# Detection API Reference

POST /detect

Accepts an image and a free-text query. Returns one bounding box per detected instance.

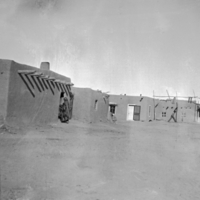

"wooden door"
[127,105,134,120]
[133,105,141,121]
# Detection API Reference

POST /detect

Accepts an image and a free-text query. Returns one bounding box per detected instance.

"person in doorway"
[63,97,70,122]
[58,97,70,123]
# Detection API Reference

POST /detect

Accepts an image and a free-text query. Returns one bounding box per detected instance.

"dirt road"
[0,120,200,200]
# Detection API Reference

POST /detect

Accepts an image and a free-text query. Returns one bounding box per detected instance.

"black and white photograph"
[0,0,200,199]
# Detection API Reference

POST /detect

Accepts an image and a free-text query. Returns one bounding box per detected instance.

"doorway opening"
[127,104,141,121]
[58,92,69,123]
[59,92,65,105]
[109,104,117,114]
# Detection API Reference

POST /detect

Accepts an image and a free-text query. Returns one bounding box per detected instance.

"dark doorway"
[109,104,116,114]
[58,92,70,123]
[133,105,141,121]
[60,92,65,105]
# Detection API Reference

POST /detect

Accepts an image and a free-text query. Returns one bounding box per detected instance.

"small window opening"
[94,100,98,111]
[162,112,166,117]
[110,105,116,114]
[149,105,151,117]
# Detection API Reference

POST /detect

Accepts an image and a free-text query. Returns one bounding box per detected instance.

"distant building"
[71,87,109,123]
[108,95,200,123]
[108,95,156,122]
[155,99,200,123]
[0,59,73,126]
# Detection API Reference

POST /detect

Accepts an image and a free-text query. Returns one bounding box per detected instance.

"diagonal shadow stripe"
[65,85,70,95]
[19,73,35,97]
[41,78,48,89]
[54,82,60,91]
[50,81,55,88]
[46,80,54,95]
[48,77,55,89]
[155,103,159,108]
[61,84,66,93]
[25,74,34,89]
[62,84,68,95]
[36,77,45,91]
[31,76,42,92]
[58,83,64,92]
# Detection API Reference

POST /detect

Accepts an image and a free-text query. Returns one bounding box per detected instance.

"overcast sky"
[0,0,200,97]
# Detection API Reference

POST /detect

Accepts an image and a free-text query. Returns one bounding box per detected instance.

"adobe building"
[155,98,200,123]
[0,59,73,127]
[71,87,109,123]
[108,94,157,122]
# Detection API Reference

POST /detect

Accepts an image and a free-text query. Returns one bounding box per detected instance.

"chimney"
[40,62,50,70]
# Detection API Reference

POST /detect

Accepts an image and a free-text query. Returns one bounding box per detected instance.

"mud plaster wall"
[154,99,163,121]
[0,60,12,123]
[109,95,155,122]
[157,100,197,123]
[2,60,71,127]
[71,87,109,123]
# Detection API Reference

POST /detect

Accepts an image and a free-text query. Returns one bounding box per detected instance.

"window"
[149,105,151,117]
[110,105,116,114]
[162,112,166,117]
[94,100,98,111]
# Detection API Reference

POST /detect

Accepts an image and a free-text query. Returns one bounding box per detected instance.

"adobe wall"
[109,95,155,122]
[177,101,197,123]
[154,99,164,121]
[156,100,197,123]
[0,60,12,123]
[2,60,72,127]
[71,87,109,123]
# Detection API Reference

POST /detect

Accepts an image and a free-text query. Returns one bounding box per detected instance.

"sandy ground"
[0,120,200,200]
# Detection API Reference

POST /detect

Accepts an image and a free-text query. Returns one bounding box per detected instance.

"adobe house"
[108,94,156,122]
[155,98,199,123]
[0,59,73,127]
[71,87,109,123]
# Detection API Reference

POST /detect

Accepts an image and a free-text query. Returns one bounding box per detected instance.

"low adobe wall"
[71,87,109,123]
[109,95,155,122]
[0,59,72,127]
